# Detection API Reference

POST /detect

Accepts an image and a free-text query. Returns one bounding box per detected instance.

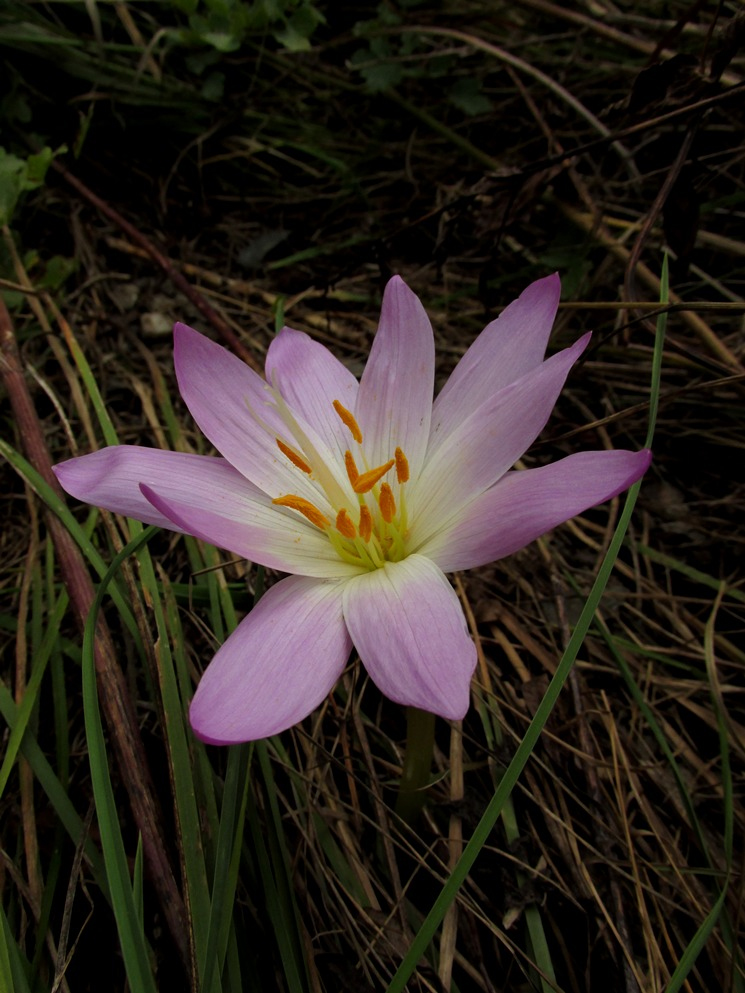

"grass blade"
[81,528,160,993]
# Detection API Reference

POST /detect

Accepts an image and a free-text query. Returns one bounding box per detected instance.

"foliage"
[1,1,744,991]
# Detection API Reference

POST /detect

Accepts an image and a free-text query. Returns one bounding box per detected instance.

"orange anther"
[353,458,395,494]
[358,505,373,542]
[276,438,312,474]
[344,450,360,487]
[394,447,409,484]
[272,494,330,530]
[335,508,357,539]
[333,400,363,444]
[379,483,396,523]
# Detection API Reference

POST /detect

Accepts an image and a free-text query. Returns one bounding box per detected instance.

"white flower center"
[269,394,410,571]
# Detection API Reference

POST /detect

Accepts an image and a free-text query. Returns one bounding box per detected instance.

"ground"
[1,2,743,991]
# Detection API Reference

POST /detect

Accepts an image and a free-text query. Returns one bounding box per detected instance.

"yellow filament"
[353,458,395,494]
[272,494,330,530]
[333,400,363,444]
[276,438,312,474]
[344,450,360,488]
[394,447,409,484]
[379,483,396,523]
[336,508,356,539]
[359,505,373,542]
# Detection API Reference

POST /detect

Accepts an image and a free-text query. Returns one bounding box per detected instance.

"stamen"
[276,438,312,474]
[267,375,348,509]
[395,447,410,484]
[358,505,373,542]
[335,508,357,539]
[379,483,396,523]
[272,494,330,530]
[333,400,363,444]
[344,450,360,488]
[353,458,395,494]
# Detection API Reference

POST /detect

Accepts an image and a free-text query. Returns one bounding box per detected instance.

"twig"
[401,25,641,182]
[556,199,743,370]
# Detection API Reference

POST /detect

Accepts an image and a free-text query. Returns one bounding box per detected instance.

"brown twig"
[0,295,190,969]
[556,199,743,370]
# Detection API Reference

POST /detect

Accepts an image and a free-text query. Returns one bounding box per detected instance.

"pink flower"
[54,275,650,743]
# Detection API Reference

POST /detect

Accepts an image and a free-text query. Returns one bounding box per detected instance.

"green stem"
[395,707,435,824]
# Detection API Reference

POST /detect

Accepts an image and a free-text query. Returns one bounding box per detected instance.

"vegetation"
[1,2,743,990]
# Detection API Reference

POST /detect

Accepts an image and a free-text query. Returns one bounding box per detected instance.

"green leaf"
[0,145,65,225]
[25,146,54,186]
[0,148,27,225]
[274,23,311,51]
[361,61,403,92]
[449,78,493,116]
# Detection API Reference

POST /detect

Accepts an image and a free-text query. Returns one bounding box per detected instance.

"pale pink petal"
[190,576,350,743]
[355,277,434,480]
[430,274,560,450]
[410,333,591,542]
[265,327,358,458]
[174,324,335,505]
[417,449,652,572]
[342,555,476,719]
[53,447,246,531]
[141,482,361,579]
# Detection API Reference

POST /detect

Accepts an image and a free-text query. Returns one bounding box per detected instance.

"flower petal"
[53,447,246,531]
[342,554,476,719]
[265,326,359,458]
[410,332,591,543]
[190,575,351,743]
[174,323,336,505]
[418,449,652,572]
[430,273,560,450]
[140,482,362,579]
[355,277,434,480]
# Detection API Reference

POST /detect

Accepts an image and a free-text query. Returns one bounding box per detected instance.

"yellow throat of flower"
[270,394,410,571]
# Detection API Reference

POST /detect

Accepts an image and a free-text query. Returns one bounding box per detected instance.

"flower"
[54,275,651,744]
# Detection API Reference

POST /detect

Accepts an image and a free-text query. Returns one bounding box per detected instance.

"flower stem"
[395,707,436,824]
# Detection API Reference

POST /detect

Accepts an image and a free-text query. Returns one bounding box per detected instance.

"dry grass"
[1,1,744,991]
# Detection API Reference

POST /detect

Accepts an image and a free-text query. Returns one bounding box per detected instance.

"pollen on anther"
[272,494,330,531]
[394,447,410,484]
[276,438,312,474]
[344,450,360,487]
[353,458,395,494]
[333,400,363,444]
[336,508,356,539]
[379,483,396,523]
[359,505,373,542]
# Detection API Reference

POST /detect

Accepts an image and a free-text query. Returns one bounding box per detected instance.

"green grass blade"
[200,744,252,993]
[135,558,213,983]
[133,835,145,927]
[644,253,668,449]
[0,683,109,900]
[243,741,310,993]
[385,260,668,993]
[81,528,160,993]
[0,901,31,993]
[386,482,644,992]
[0,590,69,798]
[633,545,745,604]
[664,888,727,993]
[0,438,143,648]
